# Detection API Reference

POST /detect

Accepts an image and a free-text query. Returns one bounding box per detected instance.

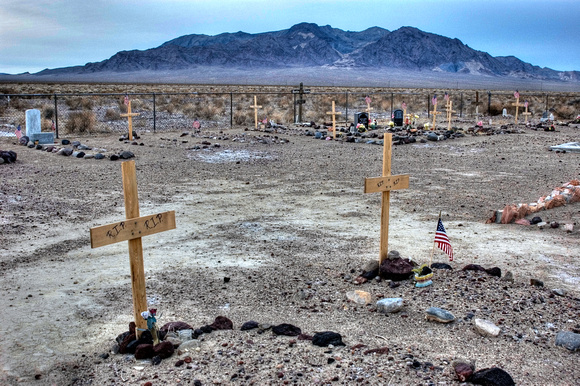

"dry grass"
[65,111,96,134]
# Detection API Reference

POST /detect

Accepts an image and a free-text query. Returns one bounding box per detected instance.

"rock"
[27,142,35,148]
[35,144,43,150]
[71,141,81,148]
[484,267,501,277]
[61,139,70,145]
[530,216,542,224]
[537,221,548,229]
[120,151,135,159]
[530,278,544,287]
[110,154,119,161]
[199,325,215,334]
[57,147,73,156]
[462,264,486,272]
[427,132,439,141]
[19,135,29,145]
[363,346,389,355]
[241,321,259,331]
[73,151,85,158]
[474,319,501,337]
[552,288,567,296]
[346,290,372,305]
[94,153,105,160]
[175,359,184,367]
[500,271,514,283]
[210,316,233,330]
[151,356,162,366]
[360,259,379,279]
[555,331,580,351]
[84,154,94,159]
[563,223,574,232]
[550,221,560,229]
[160,321,194,332]
[134,344,155,359]
[376,298,404,314]
[78,144,91,150]
[430,262,452,270]
[453,362,474,382]
[471,367,515,386]
[387,250,400,260]
[379,257,414,281]
[152,341,174,359]
[312,331,345,347]
[178,339,201,351]
[272,323,301,336]
[425,307,455,323]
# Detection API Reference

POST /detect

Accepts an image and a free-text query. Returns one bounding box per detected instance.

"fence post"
[488,91,491,115]
[152,93,156,133]
[391,92,394,118]
[230,92,233,128]
[460,93,464,118]
[345,92,348,123]
[54,93,59,139]
[427,93,430,118]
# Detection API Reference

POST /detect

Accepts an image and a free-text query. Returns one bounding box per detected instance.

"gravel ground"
[1,118,579,386]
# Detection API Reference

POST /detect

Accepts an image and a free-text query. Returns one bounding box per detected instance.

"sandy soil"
[1,118,579,385]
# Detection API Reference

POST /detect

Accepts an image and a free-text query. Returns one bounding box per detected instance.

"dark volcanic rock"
[272,323,302,336]
[379,257,414,281]
[241,321,260,331]
[471,367,515,386]
[312,331,345,347]
[431,262,452,270]
[210,316,233,330]
[160,321,194,332]
[484,267,502,277]
[134,344,155,359]
[462,264,486,272]
[152,341,174,359]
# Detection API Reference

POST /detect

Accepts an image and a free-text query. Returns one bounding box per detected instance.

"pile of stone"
[0,150,17,164]
[19,138,135,161]
[488,180,580,225]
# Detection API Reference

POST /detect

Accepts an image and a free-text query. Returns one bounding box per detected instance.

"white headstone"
[502,108,507,117]
[25,109,41,136]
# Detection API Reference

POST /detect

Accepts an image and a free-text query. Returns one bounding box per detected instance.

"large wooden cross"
[365,96,373,117]
[120,100,140,141]
[250,95,262,129]
[326,101,342,139]
[473,91,483,121]
[90,161,176,336]
[430,103,441,130]
[364,133,410,264]
[445,100,456,131]
[521,101,532,123]
[512,93,525,124]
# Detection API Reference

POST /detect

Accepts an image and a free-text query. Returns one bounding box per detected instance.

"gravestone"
[26,109,54,144]
[355,112,369,129]
[393,109,404,126]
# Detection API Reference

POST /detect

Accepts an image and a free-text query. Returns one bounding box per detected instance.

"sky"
[1,0,579,75]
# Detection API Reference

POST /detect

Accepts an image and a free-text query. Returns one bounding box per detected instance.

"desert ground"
[1,84,580,385]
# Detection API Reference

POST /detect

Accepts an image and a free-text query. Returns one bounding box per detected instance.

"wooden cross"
[250,95,262,129]
[430,104,441,130]
[445,100,456,130]
[326,101,342,139]
[89,161,176,336]
[365,97,373,117]
[521,101,532,123]
[120,100,140,141]
[512,94,525,124]
[364,133,410,264]
[473,91,483,121]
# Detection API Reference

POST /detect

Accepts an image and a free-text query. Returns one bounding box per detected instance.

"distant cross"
[473,91,483,121]
[250,95,262,129]
[402,102,407,124]
[326,101,342,140]
[364,133,410,264]
[430,103,441,130]
[292,82,310,123]
[90,161,176,336]
[445,100,456,131]
[512,91,525,124]
[365,96,373,117]
[120,100,140,141]
[521,101,532,123]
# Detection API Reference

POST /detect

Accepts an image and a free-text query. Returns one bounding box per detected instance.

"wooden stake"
[512,96,525,124]
[430,104,441,130]
[120,101,140,141]
[522,102,532,123]
[364,134,410,264]
[89,161,176,337]
[445,100,456,131]
[250,96,262,129]
[326,101,342,139]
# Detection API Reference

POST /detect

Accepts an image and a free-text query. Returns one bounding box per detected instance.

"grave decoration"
[511,91,525,124]
[120,97,140,141]
[445,99,456,131]
[364,133,410,264]
[430,94,441,129]
[413,263,433,287]
[522,101,532,123]
[326,101,342,140]
[90,160,176,336]
[26,109,54,144]
[364,95,373,118]
[250,96,262,129]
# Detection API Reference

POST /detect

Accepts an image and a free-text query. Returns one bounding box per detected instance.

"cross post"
[326,101,342,139]
[521,101,532,123]
[512,95,525,124]
[445,100,456,130]
[364,133,410,264]
[250,95,262,129]
[430,104,441,130]
[89,161,176,336]
[120,101,140,141]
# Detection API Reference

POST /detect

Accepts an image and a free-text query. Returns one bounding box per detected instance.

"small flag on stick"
[435,217,453,261]
[124,95,129,106]
[432,94,437,106]
[514,90,520,99]
[15,125,22,140]
[444,92,449,102]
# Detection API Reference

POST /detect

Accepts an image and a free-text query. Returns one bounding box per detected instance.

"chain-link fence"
[1,90,578,138]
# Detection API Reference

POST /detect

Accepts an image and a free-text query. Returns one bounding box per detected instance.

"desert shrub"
[489,102,504,116]
[9,97,30,110]
[256,95,268,106]
[42,105,55,120]
[162,104,176,114]
[105,108,121,120]
[234,111,249,125]
[554,105,576,120]
[66,97,93,110]
[41,119,53,131]
[65,111,96,133]
[182,103,197,118]
[199,105,219,120]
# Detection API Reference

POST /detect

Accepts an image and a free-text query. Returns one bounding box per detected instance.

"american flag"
[432,94,437,106]
[402,102,407,110]
[124,95,129,106]
[514,90,520,99]
[365,96,371,105]
[524,101,528,108]
[192,119,201,130]
[15,125,22,139]
[444,92,449,102]
[51,120,56,131]
[435,218,453,261]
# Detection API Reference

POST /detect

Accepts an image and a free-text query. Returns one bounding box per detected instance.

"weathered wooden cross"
[522,101,532,123]
[402,102,408,124]
[89,161,176,336]
[250,95,262,129]
[445,100,456,130]
[365,96,373,117]
[120,100,140,141]
[326,101,342,139]
[473,91,483,121]
[364,133,410,264]
[430,103,441,130]
[512,92,525,124]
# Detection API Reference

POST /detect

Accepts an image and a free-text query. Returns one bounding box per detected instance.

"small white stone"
[474,319,501,337]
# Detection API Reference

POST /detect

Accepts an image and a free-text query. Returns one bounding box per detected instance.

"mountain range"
[28,23,580,86]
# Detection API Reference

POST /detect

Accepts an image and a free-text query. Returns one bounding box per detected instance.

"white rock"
[178,339,201,351]
[376,298,404,314]
[474,319,501,337]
